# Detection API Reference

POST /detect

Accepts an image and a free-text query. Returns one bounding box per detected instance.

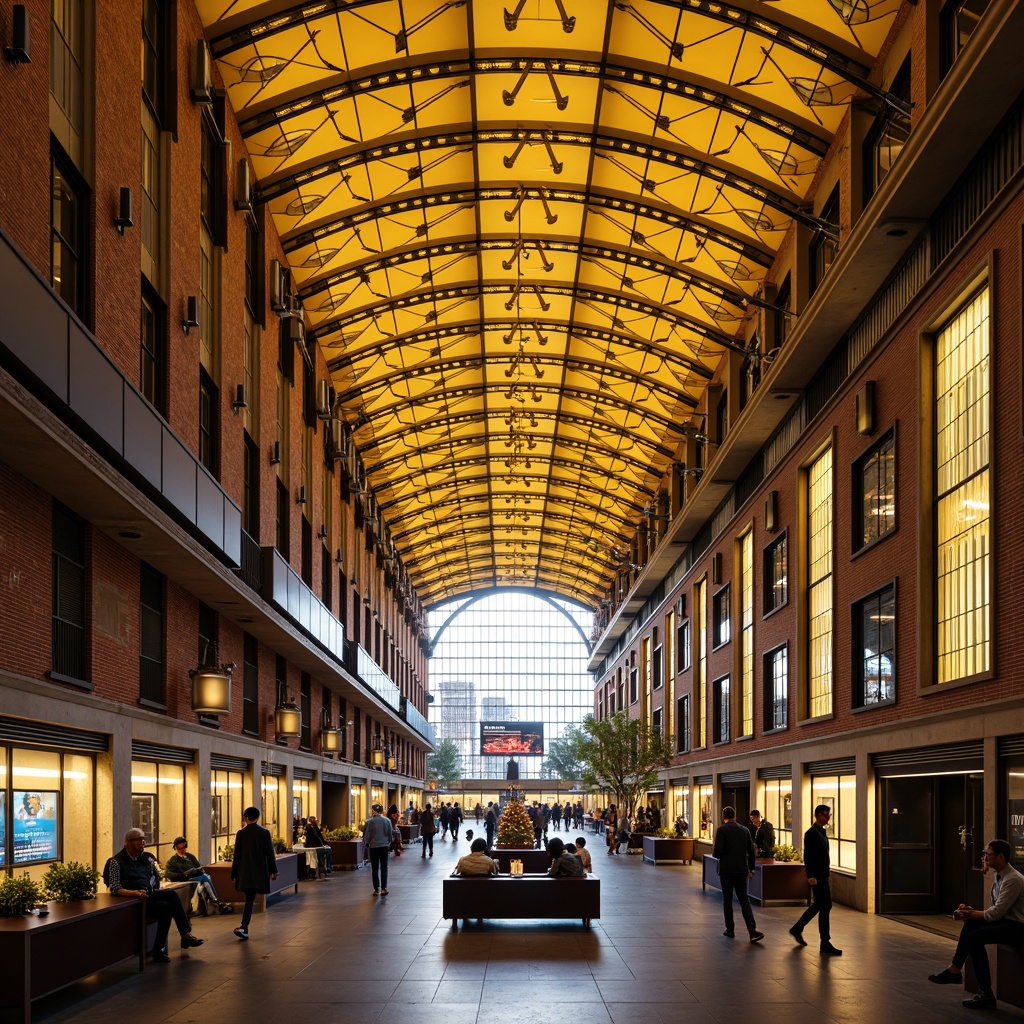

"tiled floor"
[33,831,1021,1023]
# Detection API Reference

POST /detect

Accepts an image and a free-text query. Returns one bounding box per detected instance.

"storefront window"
[1007,763,1024,869]
[131,760,185,866]
[292,779,311,830]
[2,747,95,881]
[352,782,367,828]
[811,772,857,871]
[671,785,690,832]
[696,782,714,841]
[211,768,247,862]
[760,778,793,848]
[261,773,285,840]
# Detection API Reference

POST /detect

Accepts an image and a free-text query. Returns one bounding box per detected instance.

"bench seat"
[442,875,599,930]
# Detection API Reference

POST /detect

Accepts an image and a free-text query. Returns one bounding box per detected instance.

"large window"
[50,147,88,320]
[810,773,857,872]
[51,501,87,683]
[864,59,911,200]
[130,760,183,866]
[760,777,792,849]
[712,585,730,648]
[2,745,94,882]
[936,287,990,683]
[810,185,839,295]
[738,530,753,737]
[139,562,165,706]
[140,289,166,414]
[694,578,707,748]
[427,592,593,779]
[764,533,787,615]
[941,0,993,77]
[712,676,730,744]
[807,447,834,718]
[676,617,691,672]
[199,368,219,476]
[855,584,896,707]
[50,0,85,137]
[676,694,690,754]
[242,633,259,735]
[764,645,788,732]
[211,767,246,863]
[696,780,714,841]
[855,429,896,550]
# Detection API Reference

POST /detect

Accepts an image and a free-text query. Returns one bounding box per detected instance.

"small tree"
[426,738,462,788]
[496,798,535,847]
[540,734,583,780]
[575,712,673,819]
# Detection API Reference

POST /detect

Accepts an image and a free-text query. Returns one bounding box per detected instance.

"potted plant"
[642,828,695,865]
[0,873,43,917]
[42,861,100,902]
[324,825,365,870]
[772,843,801,862]
[272,835,289,854]
[218,843,235,862]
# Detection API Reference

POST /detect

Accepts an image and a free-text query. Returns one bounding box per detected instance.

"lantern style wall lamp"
[189,645,235,715]
[321,708,342,753]
[274,682,302,738]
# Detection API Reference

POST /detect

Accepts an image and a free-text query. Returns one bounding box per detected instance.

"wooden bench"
[0,895,145,1024]
[964,943,1024,1008]
[442,876,600,930]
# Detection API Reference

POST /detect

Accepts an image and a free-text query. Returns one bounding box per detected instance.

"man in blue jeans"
[928,838,1024,1010]
[363,803,394,896]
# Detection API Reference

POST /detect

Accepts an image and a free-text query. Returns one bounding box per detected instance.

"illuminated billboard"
[480,722,544,756]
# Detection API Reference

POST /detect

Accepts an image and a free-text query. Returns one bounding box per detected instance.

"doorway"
[879,772,984,914]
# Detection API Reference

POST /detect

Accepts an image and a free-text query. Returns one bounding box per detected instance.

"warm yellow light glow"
[212,780,243,791]
[131,776,184,786]
[7,766,89,780]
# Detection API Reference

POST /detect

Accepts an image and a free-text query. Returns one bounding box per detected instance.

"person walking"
[450,801,463,841]
[748,810,776,860]
[790,804,842,956]
[484,801,497,849]
[606,805,618,855]
[363,803,394,895]
[565,802,573,830]
[230,807,278,941]
[439,802,451,840]
[420,803,437,858]
[712,806,763,942]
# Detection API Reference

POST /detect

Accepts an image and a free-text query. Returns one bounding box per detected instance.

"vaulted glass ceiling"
[199,0,902,610]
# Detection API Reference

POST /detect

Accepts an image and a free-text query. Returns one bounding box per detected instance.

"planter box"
[491,848,550,873]
[204,852,299,912]
[398,825,420,844]
[0,894,145,1024]
[701,854,810,906]
[326,839,365,870]
[642,835,695,865]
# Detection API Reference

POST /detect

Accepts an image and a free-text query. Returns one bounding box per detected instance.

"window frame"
[763,644,788,733]
[712,674,730,745]
[853,580,897,710]
[763,532,788,617]
[50,145,89,322]
[712,584,731,650]
[138,562,166,708]
[853,427,897,554]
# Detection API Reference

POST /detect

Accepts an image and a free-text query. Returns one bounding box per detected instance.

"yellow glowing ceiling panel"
[200,0,904,610]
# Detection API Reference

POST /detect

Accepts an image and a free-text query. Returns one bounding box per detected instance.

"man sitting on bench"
[106,828,205,963]
[454,837,499,876]
[928,838,1024,1010]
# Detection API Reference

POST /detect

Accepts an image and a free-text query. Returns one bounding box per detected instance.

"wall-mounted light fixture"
[320,709,342,753]
[182,296,200,335]
[189,646,235,715]
[363,587,371,606]
[335,549,344,564]
[270,440,281,465]
[317,524,328,539]
[274,683,302,738]
[371,735,385,767]
[114,187,133,235]
[764,490,778,533]
[4,5,31,65]
[711,551,723,585]
[856,380,876,436]
[231,383,247,414]
[296,485,306,505]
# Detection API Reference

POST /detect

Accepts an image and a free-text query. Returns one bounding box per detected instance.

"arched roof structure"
[198,0,904,610]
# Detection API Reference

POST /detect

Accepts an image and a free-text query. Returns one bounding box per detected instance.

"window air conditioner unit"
[190,40,214,105]
[234,159,253,213]
[316,378,332,419]
[287,316,305,345]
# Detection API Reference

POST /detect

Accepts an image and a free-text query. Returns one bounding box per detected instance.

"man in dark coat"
[748,810,776,860]
[790,804,842,956]
[231,806,278,941]
[712,806,763,942]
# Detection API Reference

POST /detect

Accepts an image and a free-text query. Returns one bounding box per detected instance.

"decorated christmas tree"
[496,797,535,847]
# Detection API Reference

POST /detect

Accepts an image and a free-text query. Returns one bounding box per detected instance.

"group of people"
[106,805,281,960]
[453,834,593,878]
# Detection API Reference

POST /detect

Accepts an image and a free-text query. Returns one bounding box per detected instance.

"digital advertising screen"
[13,790,59,864]
[480,722,544,756]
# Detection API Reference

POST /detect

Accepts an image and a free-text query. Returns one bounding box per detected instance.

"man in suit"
[712,806,763,942]
[231,806,278,941]
[790,804,842,956]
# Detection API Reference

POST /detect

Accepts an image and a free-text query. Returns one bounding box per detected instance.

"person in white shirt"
[928,838,1024,1010]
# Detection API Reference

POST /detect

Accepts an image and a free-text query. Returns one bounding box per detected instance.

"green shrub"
[324,826,360,841]
[772,843,801,862]
[42,861,100,902]
[272,835,288,854]
[0,873,43,917]
[218,844,235,862]
[655,827,677,838]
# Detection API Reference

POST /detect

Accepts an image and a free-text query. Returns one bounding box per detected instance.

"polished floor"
[35,830,1020,1023]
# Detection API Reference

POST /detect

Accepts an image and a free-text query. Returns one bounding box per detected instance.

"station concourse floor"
[34,831,1017,1024]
